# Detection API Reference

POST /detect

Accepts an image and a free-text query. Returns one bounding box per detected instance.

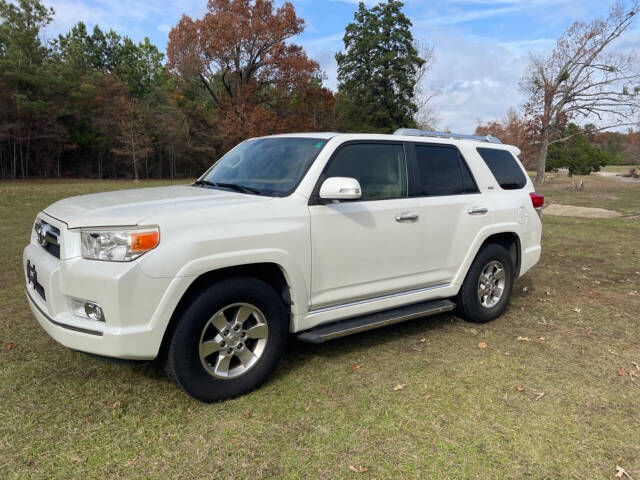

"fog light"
[84,302,105,322]
[70,298,105,322]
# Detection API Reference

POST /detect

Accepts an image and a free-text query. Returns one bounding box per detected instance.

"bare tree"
[111,97,152,182]
[520,1,640,184]
[413,40,440,130]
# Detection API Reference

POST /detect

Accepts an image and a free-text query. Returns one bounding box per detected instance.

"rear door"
[308,142,422,309]
[409,143,489,286]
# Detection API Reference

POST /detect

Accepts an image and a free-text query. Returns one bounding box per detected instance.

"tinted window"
[413,145,478,196]
[324,143,407,200]
[477,147,527,190]
[203,137,327,196]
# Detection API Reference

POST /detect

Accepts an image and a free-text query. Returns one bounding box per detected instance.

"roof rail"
[393,128,502,144]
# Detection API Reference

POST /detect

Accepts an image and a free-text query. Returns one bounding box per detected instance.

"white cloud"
[425,30,533,132]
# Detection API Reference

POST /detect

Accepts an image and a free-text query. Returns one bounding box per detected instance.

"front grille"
[34,219,61,259]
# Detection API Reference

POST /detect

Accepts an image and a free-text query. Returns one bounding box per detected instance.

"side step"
[297,299,456,344]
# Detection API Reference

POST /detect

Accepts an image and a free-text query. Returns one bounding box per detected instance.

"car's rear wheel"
[165,277,289,402]
[456,243,514,323]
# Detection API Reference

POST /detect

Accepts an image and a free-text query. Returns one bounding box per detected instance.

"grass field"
[1,176,639,479]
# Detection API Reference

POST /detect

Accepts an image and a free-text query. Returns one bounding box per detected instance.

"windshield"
[200,137,328,197]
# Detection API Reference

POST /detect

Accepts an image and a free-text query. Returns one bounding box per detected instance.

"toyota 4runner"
[24,129,543,402]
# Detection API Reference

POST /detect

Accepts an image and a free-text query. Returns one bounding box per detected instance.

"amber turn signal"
[130,230,160,252]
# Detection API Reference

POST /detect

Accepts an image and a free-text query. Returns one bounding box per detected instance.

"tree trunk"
[535,137,549,185]
[132,138,139,182]
[12,137,17,179]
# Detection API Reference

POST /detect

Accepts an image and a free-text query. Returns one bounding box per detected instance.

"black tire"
[455,243,514,323]
[164,277,289,402]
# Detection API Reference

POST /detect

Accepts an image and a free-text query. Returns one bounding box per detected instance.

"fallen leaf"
[614,465,628,478]
[393,384,407,391]
[349,465,369,473]
[351,363,364,371]
[478,342,488,349]
[586,329,592,336]
[609,350,618,356]
[112,401,120,409]
[304,406,310,412]
[187,407,193,413]
[244,411,250,419]
[517,336,531,342]
[516,386,525,392]
[7,342,16,349]
[617,367,627,377]
[424,394,431,400]
[632,362,639,371]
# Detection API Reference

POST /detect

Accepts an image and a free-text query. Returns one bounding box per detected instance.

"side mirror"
[319,177,362,200]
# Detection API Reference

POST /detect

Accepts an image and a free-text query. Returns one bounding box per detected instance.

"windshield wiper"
[192,179,217,188]
[213,182,262,195]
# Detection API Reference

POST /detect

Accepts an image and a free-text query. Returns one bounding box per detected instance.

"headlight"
[80,227,160,262]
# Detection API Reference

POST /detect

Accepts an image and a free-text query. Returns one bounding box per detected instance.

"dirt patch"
[543,203,622,218]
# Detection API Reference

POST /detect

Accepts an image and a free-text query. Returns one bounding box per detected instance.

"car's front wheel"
[165,277,289,402]
[456,243,514,323]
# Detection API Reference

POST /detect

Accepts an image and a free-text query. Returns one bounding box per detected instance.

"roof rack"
[393,128,502,144]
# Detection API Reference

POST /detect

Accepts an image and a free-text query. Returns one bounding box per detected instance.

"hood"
[44,185,272,229]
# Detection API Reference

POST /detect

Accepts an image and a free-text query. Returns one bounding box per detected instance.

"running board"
[297,299,456,344]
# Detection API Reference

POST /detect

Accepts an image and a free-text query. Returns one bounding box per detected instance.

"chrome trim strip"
[320,302,455,342]
[26,289,103,337]
[308,282,451,315]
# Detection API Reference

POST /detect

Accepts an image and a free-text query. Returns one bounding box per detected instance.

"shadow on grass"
[275,311,461,380]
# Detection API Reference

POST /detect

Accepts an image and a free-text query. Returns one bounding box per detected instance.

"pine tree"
[335,0,424,133]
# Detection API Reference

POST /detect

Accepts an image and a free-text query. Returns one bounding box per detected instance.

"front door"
[309,142,422,309]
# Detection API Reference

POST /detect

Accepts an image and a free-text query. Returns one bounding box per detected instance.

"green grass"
[1,179,639,479]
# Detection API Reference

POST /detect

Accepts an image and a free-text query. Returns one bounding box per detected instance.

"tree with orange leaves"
[167,0,332,150]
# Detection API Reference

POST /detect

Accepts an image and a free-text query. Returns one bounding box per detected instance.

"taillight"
[530,192,544,215]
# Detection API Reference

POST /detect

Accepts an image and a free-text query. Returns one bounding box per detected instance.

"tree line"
[0,0,427,181]
[2,0,640,183]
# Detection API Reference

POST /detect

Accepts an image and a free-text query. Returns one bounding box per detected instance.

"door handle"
[468,207,489,215]
[395,212,419,223]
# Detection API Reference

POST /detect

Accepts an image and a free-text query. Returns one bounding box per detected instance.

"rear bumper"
[519,244,541,277]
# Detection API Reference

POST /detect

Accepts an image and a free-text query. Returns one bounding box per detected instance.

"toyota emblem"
[37,223,50,246]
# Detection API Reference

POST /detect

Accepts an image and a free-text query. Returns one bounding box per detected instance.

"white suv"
[24,129,543,402]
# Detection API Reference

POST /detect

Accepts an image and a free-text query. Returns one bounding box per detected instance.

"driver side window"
[324,143,407,200]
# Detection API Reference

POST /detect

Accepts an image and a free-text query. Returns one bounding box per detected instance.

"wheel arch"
[157,262,294,363]
[454,230,522,288]
[478,232,521,278]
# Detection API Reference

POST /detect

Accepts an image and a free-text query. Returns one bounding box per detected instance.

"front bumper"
[23,221,183,360]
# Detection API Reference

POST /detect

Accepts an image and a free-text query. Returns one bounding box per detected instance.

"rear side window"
[324,143,407,200]
[413,145,479,196]
[477,147,527,190]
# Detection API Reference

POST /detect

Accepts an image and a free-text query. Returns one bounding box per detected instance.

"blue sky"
[39,0,638,132]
